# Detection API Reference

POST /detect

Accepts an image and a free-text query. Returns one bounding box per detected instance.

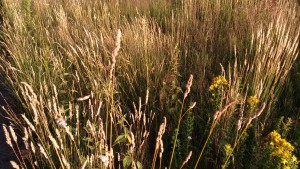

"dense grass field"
[0,0,299,168]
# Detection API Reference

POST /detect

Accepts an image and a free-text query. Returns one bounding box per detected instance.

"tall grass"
[0,0,299,168]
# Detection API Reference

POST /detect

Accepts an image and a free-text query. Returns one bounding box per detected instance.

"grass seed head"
[184,74,193,99]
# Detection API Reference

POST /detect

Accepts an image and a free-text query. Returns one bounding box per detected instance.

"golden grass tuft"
[0,0,299,168]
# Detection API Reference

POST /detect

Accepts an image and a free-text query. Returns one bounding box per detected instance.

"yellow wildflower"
[209,76,229,91]
[270,131,280,138]
[223,143,233,157]
[267,131,298,168]
[224,144,232,151]
[247,95,259,109]
[292,155,298,163]
[209,84,214,91]
[281,158,288,165]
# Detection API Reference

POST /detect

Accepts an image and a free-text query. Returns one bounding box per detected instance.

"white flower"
[56,118,67,128]
[188,136,192,140]
[98,155,109,167]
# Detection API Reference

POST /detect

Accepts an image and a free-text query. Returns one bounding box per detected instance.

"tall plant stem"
[222,123,249,169]
[222,103,265,168]
[194,121,216,169]
[168,99,185,168]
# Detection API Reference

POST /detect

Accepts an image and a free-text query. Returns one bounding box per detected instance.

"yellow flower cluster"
[247,96,259,109]
[224,144,233,153]
[268,131,298,167]
[209,76,229,91]
[223,143,233,160]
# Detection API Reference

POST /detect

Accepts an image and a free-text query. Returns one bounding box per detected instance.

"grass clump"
[0,0,299,168]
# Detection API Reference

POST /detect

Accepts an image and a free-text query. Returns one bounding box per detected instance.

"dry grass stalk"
[145,89,149,105]
[151,117,166,169]
[110,29,122,81]
[62,154,71,169]
[236,113,243,133]
[75,104,80,138]
[180,151,193,169]
[49,134,60,150]
[77,95,91,101]
[9,161,20,169]
[213,100,238,121]
[9,125,18,144]
[194,100,239,168]
[30,142,36,154]
[23,127,28,142]
[80,158,88,169]
[3,124,13,148]
[0,0,298,168]
[64,126,74,141]
[21,114,36,132]
[246,103,266,126]
[55,129,64,150]
[184,74,193,99]
[38,144,49,160]
[3,124,25,168]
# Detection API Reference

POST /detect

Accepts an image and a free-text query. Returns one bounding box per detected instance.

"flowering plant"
[247,96,259,111]
[209,76,229,110]
[209,76,229,91]
[262,131,298,169]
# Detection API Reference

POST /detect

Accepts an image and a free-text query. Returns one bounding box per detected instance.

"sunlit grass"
[0,0,299,168]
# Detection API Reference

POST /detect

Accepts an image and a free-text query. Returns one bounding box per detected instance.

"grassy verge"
[0,0,299,168]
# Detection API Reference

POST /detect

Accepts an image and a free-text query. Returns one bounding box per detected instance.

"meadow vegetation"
[0,0,299,168]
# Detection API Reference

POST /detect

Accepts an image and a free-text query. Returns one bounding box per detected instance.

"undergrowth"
[0,0,299,168]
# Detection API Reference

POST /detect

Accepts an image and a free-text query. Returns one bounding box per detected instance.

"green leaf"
[82,137,94,142]
[123,156,131,169]
[114,135,126,145]
[171,94,177,100]
[86,144,95,150]
[126,133,132,144]
[137,161,143,169]
[117,114,127,124]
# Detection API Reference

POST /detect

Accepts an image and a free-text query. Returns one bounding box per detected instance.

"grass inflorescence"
[0,0,299,168]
